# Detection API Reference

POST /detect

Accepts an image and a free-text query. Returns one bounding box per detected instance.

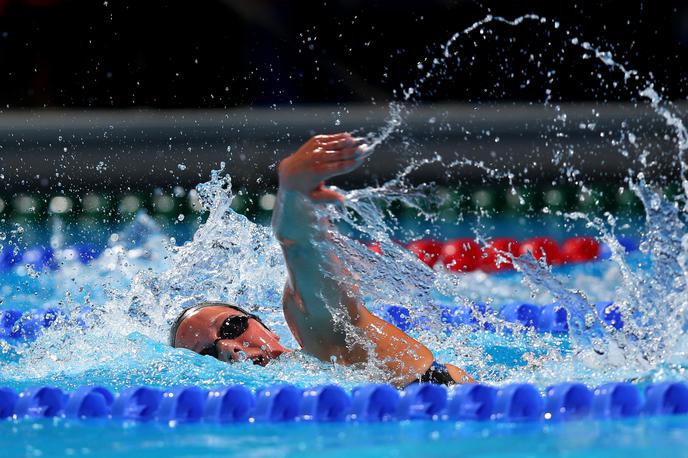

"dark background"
[0,0,686,108]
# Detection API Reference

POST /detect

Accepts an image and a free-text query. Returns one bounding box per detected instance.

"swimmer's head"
[170,302,289,366]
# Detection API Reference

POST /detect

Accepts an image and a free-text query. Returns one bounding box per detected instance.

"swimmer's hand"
[278,133,367,203]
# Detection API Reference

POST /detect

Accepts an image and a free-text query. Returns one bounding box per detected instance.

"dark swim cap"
[169,301,260,347]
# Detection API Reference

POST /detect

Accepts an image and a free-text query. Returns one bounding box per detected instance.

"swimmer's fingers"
[314,146,363,163]
[355,143,373,160]
[313,158,362,179]
[317,136,361,151]
[307,133,352,149]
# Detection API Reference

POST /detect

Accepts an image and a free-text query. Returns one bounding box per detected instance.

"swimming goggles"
[199,311,271,358]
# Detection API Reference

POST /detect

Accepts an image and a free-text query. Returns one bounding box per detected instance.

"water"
[3,416,688,458]
[1,13,688,457]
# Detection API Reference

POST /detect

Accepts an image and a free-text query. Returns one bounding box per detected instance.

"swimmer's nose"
[215,341,245,362]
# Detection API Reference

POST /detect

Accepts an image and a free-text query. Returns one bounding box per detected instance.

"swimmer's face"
[174,306,289,366]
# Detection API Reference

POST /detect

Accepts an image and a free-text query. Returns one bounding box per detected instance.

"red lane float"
[402,236,603,273]
[480,238,520,272]
[366,242,383,255]
[441,239,481,272]
[561,237,599,263]
[406,239,443,268]
[519,237,563,265]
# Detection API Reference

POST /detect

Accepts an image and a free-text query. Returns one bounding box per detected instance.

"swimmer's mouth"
[252,355,270,366]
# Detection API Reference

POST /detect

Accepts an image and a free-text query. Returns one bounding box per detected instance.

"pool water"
[0,208,681,457]
[2,12,688,458]
[3,414,688,458]
[0,218,657,392]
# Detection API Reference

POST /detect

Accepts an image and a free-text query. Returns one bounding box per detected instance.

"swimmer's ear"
[309,183,345,203]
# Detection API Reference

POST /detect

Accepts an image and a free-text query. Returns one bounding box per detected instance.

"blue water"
[3,415,688,458]
[0,224,676,458]
[0,238,653,391]
[2,12,688,458]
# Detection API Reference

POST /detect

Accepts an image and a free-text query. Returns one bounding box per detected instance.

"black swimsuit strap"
[417,362,456,386]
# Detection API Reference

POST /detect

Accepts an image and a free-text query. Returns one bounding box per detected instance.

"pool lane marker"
[0,299,624,344]
[0,236,639,273]
[0,381,686,424]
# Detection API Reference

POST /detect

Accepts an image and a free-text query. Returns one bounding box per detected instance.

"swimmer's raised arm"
[272,133,372,352]
[272,133,473,386]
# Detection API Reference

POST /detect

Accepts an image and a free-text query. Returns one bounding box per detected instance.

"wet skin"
[272,133,473,386]
[175,133,473,386]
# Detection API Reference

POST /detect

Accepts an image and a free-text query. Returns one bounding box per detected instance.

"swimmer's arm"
[272,133,366,320]
[272,133,435,385]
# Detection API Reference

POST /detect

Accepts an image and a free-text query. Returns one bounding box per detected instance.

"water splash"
[320,14,688,384]
[2,14,688,391]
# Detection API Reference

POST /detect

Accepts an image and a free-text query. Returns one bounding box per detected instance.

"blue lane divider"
[538,303,569,334]
[445,384,496,420]
[385,299,627,336]
[1,381,687,424]
[494,384,543,421]
[595,301,623,329]
[0,388,18,419]
[14,387,67,418]
[65,386,115,419]
[0,238,637,342]
[301,385,352,422]
[0,244,103,271]
[0,309,23,340]
[0,297,626,346]
[592,383,643,418]
[397,384,447,420]
[350,384,399,421]
[598,237,640,260]
[204,385,254,423]
[544,383,593,421]
[644,382,688,416]
[21,246,58,271]
[0,246,22,270]
[253,385,302,422]
[157,386,206,423]
[0,307,69,342]
[111,387,163,421]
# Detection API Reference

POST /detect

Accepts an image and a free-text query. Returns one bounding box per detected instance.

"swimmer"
[170,133,474,387]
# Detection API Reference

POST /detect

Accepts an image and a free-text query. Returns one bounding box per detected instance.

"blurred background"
[1,0,686,107]
[0,0,685,237]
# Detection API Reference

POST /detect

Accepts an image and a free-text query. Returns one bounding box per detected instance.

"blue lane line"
[0,381,686,424]
[384,300,623,335]
[0,299,623,344]
[0,244,101,272]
